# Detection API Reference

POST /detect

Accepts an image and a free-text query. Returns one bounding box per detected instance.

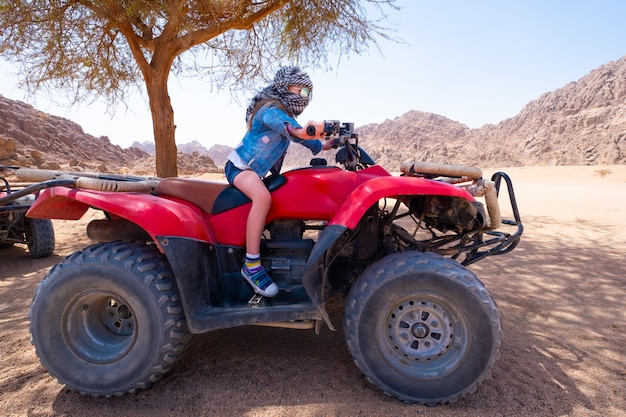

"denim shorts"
[225,160,246,185]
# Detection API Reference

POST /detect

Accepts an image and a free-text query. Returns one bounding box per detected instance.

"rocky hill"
[350,57,626,169]
[0,95,149,173]
[130,140,156,155]
[2,55,625,178]
[131,139,213,159]
[0,98,219,177]
[480,57,626,166]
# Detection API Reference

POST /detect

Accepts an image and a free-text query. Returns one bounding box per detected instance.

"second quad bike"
[0,172,55,258]
[17,121,522,405]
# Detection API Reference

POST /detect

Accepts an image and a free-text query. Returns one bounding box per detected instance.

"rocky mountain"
[1,55,625,179]
[350,57,626,169]
[0,97,219,177]
[130,140,155,155]
[480,58,626,166]
[179,140,212,156]
[0,95,149,173]
[130,139,231,169]
[132,139,212,158]
[206,144,234,168]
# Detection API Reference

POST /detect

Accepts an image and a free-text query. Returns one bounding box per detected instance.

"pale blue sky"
[1,0,625,149]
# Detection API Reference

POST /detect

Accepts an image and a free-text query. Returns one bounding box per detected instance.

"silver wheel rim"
[380,295,469,378]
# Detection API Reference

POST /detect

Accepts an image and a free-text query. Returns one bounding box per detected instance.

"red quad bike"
[19,121,522,406]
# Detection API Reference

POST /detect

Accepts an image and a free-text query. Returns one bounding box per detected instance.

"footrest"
[248,293,264,307]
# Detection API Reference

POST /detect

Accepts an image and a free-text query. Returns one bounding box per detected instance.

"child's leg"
[232,170,278,297]
[232,170,271,253]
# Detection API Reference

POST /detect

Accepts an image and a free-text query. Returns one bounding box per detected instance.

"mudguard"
[330,175,475,228]
[303,176,476,308]
[26,186,212,243]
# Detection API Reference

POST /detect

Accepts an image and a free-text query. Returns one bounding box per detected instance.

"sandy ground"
[1,165,625,417]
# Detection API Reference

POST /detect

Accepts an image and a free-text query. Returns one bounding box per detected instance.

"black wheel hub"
[103,298,135,336]
[411,322,430,338]
[64,291,137,364]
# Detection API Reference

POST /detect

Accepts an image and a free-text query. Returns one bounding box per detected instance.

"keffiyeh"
[246,66,313,122]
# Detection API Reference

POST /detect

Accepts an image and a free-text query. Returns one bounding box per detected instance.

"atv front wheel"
[29,241,191,396]
[344,251,501,405]
[25,217,55,258]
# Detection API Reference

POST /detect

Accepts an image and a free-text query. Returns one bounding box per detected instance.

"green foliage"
[0,0,396,102]
[0,0,398,176]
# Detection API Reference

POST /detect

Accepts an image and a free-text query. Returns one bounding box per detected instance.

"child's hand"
[302,121,326,138]
[288,121,325,139]
[322,139,335,150]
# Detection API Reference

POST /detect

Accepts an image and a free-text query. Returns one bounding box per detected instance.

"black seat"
[211,174,286,214]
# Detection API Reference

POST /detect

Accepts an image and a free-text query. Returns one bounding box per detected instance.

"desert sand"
[1,165,625,417]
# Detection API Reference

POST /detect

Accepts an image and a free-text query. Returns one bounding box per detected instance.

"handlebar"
[323,121,356,139]
[319,120,363,170]
[321,121,359,150]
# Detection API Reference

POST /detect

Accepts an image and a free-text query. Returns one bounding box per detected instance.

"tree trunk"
[146,72,178,178]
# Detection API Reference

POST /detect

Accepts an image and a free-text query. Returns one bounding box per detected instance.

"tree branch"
[99,0,154,80]
[173,0,291,53]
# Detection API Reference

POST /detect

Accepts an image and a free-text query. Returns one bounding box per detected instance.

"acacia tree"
[0,0,396,177]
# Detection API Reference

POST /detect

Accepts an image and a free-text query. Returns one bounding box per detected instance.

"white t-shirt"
[228,148,251,170]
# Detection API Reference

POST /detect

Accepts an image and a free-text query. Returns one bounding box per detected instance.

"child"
[224,66,334,297]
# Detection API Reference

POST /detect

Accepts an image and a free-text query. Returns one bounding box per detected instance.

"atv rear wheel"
[344,251,501,405]
[29,241,191,396]
[25,217,55,258]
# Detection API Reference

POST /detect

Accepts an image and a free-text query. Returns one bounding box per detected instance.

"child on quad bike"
[225,66,334,297]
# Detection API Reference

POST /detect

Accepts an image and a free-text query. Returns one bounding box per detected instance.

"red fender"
[329,176,476,229]
[27,186,212,242]
[304,176,478,306]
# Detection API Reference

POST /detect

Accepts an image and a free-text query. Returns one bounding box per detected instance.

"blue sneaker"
[241,266,279,297]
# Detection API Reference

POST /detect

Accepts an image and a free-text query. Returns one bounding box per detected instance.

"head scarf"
[245,66,313,122]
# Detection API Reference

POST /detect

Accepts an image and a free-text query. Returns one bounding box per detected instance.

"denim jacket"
[234,103,322,177]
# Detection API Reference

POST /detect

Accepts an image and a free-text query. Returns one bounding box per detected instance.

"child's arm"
[287,121,335,150]
[287,121,325,139]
